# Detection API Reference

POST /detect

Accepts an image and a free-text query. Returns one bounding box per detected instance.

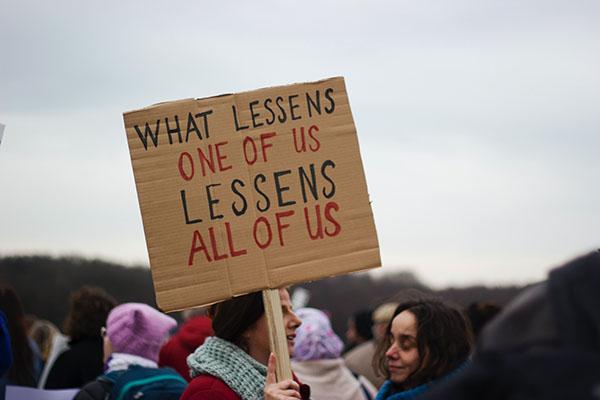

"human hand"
[264,352,301,400]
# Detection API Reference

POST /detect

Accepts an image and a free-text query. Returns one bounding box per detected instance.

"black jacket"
[45,337,104,389]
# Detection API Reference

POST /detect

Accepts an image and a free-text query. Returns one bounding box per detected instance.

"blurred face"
[246,288,301,365]
[373,321,388,341]
[346,318,359,344]
[385,310,421,385]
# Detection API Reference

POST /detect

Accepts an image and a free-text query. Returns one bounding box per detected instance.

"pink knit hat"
[106,303,176,362]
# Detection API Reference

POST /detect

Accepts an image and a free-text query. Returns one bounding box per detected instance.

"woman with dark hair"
[374,299,473,400]
[180,288,309,400]
[45,286,117,389]
[0,286,42,397]
[345,310,373,352]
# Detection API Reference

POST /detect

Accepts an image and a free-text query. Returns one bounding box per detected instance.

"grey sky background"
[1,0,598,288]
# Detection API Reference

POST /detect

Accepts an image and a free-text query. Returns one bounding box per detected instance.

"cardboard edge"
[158,250,382,313]
[122,76,345,117]
[122,98,197,118]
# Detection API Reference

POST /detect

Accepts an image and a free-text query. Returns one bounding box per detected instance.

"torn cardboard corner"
[123,76,381,312]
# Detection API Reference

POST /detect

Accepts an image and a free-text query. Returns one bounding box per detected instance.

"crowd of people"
[1,250,599,399]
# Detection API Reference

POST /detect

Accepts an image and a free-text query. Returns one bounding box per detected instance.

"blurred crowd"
[1,250,599,400]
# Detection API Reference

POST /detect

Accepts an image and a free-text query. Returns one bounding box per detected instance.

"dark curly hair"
[374,298,473,389]
[63,286,117,342]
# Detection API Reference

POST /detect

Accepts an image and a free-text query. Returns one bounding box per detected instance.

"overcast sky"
[1,0,598,288]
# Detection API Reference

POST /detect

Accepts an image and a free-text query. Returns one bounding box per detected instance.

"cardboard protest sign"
[124,77,380,312]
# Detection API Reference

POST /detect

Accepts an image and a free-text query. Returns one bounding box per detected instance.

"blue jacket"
[0,311,11,376]
[0,311,12,400]
[376,363,469,400]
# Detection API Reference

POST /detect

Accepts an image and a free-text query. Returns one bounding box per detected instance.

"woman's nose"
[287,311,302,329]
[385,343,399,359]
[290,311,301,328]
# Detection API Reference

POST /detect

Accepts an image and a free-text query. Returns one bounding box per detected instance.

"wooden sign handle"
[262,288,293,381]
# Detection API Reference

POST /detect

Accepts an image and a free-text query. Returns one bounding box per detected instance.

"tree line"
[0,255,526,337]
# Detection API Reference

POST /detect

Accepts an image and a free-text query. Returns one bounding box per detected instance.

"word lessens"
[180,160,336,223]
[233,88,335,131]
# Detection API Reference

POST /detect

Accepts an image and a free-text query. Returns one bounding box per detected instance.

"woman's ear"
[102,335,113,363]
[239,325,254,352]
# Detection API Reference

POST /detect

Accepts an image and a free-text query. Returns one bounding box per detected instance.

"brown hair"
[63,286,117,342]
[208,291,264,352]
[0,286,36,386]
[374,298,473,389]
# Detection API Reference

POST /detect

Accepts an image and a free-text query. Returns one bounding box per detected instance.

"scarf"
[187,336,267,400]
[375,361,470,400]
[376,380,431,400]
[105,353,157,373]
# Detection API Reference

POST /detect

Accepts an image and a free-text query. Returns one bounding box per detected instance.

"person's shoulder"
[58,338,99,358]
[181,375,240,400]
[74,378,112,400]
[48,340,96,369]
[185,374,234,392]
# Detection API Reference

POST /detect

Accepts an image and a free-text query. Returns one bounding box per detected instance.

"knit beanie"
[293,307,343,361]
[106,303,176,362]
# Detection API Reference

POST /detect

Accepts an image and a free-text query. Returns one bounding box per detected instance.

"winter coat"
[181,373,311,400]
[376,363,469,400]
[180,374,243,400]
[0,311,11,400]
[158,316,213,381]
[292,358,376,400]
[376,380,436,400]
[45,337,104,389]
[182,336,310,400]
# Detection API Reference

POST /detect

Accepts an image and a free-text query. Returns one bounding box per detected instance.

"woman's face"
[346,318,360,344]
[385,310,421,385]
[245,288,301,365]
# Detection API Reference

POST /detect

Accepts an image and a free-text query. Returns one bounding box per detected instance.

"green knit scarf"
[187,336,267,400]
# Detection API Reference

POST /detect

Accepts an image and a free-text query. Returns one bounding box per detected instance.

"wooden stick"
[262,288,293,381]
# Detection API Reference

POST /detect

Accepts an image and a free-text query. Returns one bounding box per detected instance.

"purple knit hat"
[106,303,176,362]
[293,307,344,361]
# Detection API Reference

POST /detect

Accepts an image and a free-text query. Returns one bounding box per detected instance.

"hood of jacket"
[177,316,213,352]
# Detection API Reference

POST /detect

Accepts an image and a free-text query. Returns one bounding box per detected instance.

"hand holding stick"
[264,353,301,400]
